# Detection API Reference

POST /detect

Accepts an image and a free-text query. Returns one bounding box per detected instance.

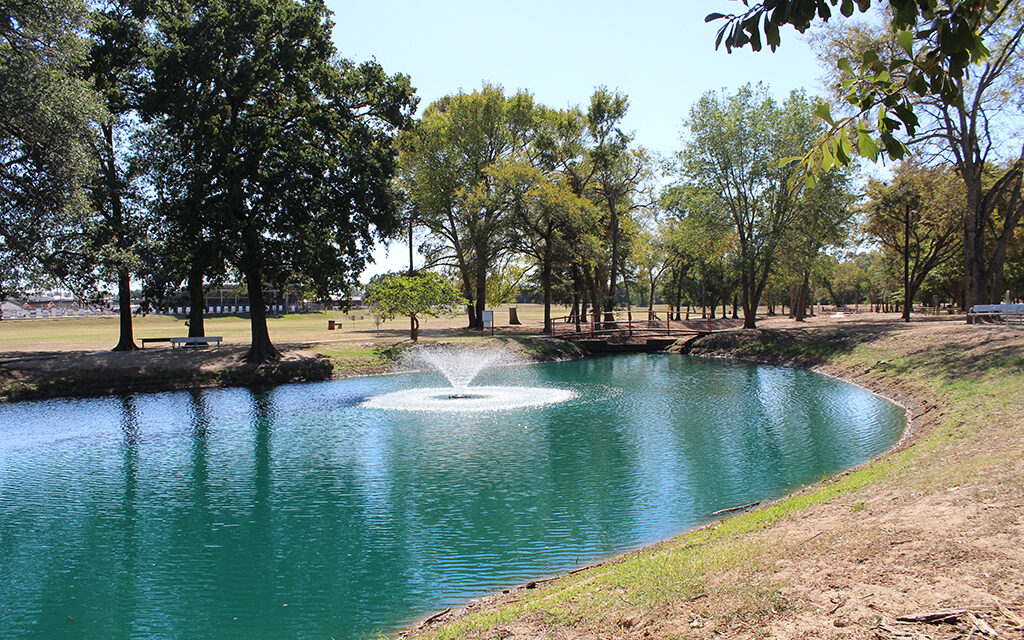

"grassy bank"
[409,319,1024,639]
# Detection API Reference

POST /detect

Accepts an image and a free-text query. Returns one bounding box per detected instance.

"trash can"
[328,320,336,330]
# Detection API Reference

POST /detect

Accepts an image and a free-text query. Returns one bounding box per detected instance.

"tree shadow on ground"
[885,327,1024,383]
[689,318,1024,383]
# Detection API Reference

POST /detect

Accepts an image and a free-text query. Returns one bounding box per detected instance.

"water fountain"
[361,345,576,412]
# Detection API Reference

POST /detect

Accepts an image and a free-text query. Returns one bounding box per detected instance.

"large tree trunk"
[741,286,757,329]
[903,204,912,323]
[187,263,206,338]
[586,266,603,329]
[104,122,137,353]
[242,266,278,362]
[741,276,757,329]
[792,273,809,322]
[473,258,487,331]
[674,270,684,321]
[240,227,279,363]
[112,267,138,351]
[541,251,553,335]
[605,199,620,325]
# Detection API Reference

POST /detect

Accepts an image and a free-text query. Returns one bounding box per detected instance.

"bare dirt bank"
[407,317,1024,640]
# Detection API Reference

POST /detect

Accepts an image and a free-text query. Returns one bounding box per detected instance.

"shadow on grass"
[691,319,1024,384]
[887,328,1024,382]
[689,323,896,365]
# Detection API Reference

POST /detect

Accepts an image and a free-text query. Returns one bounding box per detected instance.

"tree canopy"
[0,0,98,300]
[674,84,822,328]
[364,271,465,341]
[146,0,416,361]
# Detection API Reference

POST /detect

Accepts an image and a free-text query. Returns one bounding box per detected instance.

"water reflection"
[188,389,211,440]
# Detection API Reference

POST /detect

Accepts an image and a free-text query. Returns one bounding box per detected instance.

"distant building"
[152,285,353,315]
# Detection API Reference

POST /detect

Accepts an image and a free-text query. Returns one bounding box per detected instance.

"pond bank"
[0,334,582,402]
[406,317,1024,640]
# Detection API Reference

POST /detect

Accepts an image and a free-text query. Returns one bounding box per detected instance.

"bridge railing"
[548,310,714,339]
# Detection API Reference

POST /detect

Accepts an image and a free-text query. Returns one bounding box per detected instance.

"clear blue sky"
[326,1,828,277]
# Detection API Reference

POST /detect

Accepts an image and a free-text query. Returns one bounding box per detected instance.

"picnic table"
[170,336,223,349]
[968,304,1024,324]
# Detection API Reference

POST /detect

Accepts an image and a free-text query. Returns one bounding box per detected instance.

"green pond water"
[0,354,905,639]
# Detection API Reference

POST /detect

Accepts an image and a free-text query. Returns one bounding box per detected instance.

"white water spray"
[361,345,575,412]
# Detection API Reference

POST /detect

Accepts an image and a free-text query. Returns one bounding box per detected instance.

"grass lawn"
[0,302,765,357]
[0,304,594,356]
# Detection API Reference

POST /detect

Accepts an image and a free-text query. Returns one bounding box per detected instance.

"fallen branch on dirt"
[710,501,760,516]
[569,560,607,575]
[416,607,451,629]
[966,612,998,637]
[896,610,965,624]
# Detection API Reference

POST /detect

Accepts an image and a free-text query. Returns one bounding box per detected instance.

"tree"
[863,161,964,321]
[0,0,98,303]
[364,271,465,341]
[814,7,1024,313]
[778,168,856,320]
[398,85,533,330]
[86,0,152,350]
[923,10,1024,312]
[630,212,672,316]
[147,0,415,361]
[675,85,820,328]
[661,184,737,320]
[496,156,601,334]
[582,89,653,324]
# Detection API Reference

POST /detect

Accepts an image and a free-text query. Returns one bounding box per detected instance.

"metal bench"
[169,336,223,349]
[140,337,173,348]
[968,304,1024,324]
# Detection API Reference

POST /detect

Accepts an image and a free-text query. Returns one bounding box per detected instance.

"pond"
[0,354,905,640]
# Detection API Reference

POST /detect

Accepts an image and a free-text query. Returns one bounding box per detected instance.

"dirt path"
[409,316,1024,640]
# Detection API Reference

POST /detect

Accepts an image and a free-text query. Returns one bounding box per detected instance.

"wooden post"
[707,315,712,333]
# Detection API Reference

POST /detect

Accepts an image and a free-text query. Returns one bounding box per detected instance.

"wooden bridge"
[548,310,713,342]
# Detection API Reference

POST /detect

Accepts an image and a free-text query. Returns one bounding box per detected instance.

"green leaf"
[821,146,835,171]
[837,57,854,75]
[857,130,879,161]
[805,173,817,189]
[777,155,803,168]
[841,128,853,154]
[765,21,780,50]
[896,30,914,57]
[813,102,835,126]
